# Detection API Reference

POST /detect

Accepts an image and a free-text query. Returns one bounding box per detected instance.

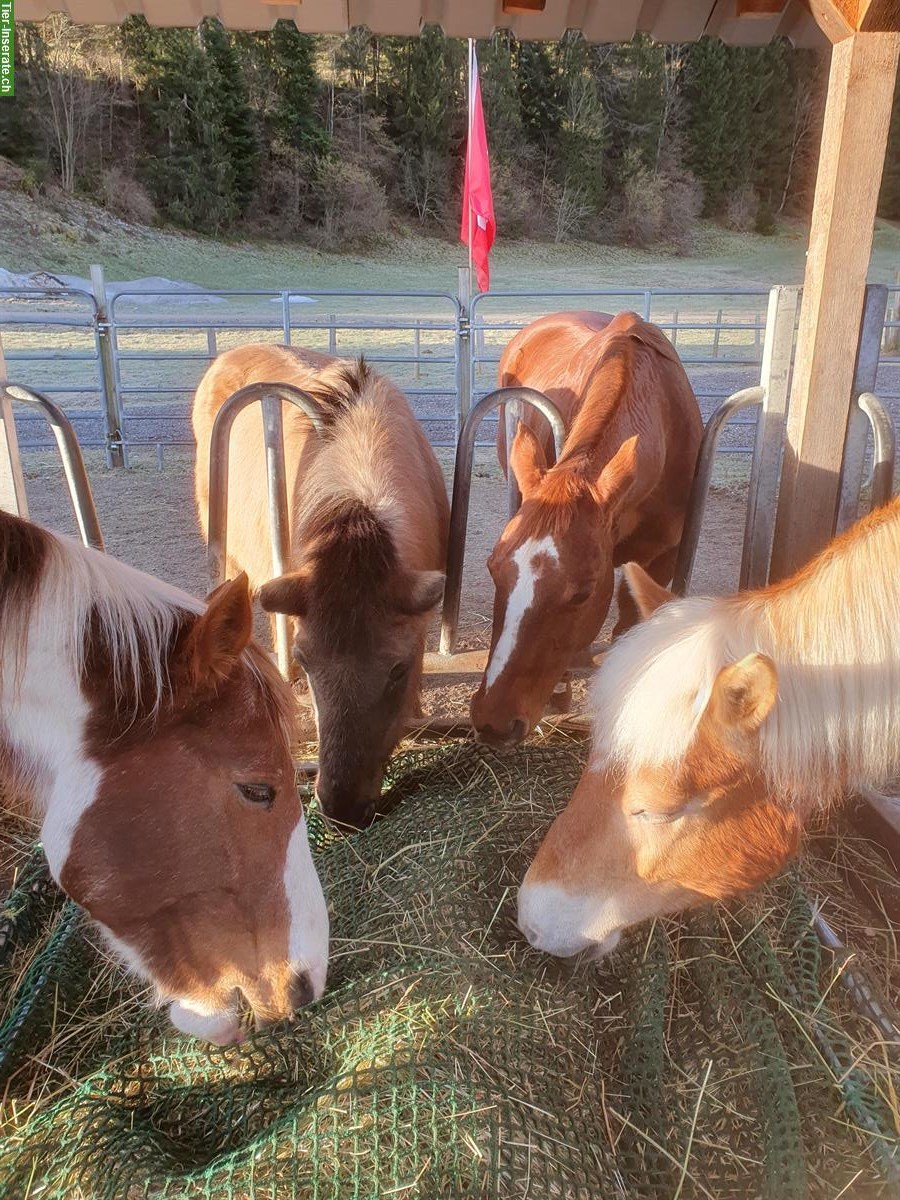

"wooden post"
[0,338,28,519]
[769,32,900,582]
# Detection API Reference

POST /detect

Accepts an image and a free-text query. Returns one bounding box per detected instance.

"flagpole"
[467,37,474,287]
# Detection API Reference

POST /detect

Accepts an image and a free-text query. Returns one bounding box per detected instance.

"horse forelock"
[589,597,725,771]
[516,472,597,541]
[302,499,400,647]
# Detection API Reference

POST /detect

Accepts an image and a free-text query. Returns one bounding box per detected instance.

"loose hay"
[1,740,899,1199]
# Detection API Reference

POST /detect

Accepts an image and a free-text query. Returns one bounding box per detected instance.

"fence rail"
[1,270,898,468]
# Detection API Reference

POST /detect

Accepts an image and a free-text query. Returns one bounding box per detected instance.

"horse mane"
[0,513,295,740]
[300,357,374,432]
[590,498,900,806]
[294,358,416,563]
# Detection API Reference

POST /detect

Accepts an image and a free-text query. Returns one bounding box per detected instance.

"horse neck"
[558,340,633,466]
[746,500,900,801]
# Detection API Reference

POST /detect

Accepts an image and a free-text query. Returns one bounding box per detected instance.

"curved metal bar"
[439,386,566,656]
[672,386,765,597]
[4,384,104,551]
[207,382,326,677]
[857,392,895,510]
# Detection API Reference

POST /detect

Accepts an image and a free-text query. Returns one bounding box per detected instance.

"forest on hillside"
[2,16,899,252]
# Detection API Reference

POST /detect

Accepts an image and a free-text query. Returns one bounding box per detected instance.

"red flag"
[460,45,495,293]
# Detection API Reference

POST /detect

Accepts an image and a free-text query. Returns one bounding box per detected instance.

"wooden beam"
[501,0,546,11]
[737,0,787,13]
[769,32,899,582]
[803,0,857,39]
[804,0,900,36]
[857,0,900,31]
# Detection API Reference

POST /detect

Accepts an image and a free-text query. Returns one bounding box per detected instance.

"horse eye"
[237,783,275,809]
[570,589,591,606]
[388,661,409,684]
[631,808,677,825]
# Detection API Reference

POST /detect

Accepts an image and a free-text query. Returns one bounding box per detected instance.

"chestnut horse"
[519,495,900,960]
[193,345,449,829]
[0,511,328,1044]
[471,311,702,747]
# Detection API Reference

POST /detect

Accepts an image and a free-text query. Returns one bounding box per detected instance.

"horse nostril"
[289,969,315,1010]
[509,718,527,744]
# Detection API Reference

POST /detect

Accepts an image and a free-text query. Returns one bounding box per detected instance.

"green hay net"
[1,741,898,1199]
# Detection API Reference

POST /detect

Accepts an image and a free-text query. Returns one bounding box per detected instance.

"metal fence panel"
[0,287,106,453]
[469,287,771,454]
[106,289,462,460]
[2,280,899,470]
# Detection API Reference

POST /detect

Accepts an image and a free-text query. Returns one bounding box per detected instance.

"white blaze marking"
[285,812,330,999]
[485,536,559,690]
[2,601,102,882]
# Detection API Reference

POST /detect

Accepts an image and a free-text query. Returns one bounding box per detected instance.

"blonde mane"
[591,500,900,803]
[295,361,418,562]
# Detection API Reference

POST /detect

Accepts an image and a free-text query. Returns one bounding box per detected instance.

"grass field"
[3,171,900,294]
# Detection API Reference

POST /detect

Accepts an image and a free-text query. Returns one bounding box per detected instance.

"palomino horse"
[0,511,328,1044]
[193,345,449,829]
[471,311,702,747]
[518,495,900,960]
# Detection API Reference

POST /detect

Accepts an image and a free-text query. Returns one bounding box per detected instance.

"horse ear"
[509,423,548,499]
[181,573,253,688]
[398,570,445,616]
[623,562,674,620]
[707,653,778,736]
[258,570,309,617]
[592,436,639,517]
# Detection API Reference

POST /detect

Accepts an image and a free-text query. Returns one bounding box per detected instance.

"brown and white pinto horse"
[518,495,900,960]
[471,311,702,747]
[193,345,449,829]
[0,511,328,1044]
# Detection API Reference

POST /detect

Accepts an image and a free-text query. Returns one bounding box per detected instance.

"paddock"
[4,0,900,1195]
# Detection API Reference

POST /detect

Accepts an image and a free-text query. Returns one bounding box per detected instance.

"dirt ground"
[24,444,747,739]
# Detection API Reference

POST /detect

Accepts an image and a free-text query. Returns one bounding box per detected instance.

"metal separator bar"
[439,386,566,656]
[672,387,766,596]
[858,392,896,508]
[206,382,326,677]
[2,384,104,551]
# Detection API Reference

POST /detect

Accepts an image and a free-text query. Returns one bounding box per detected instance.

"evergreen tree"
[477,30,523,167]
[198,18,259,210]
[269,21,327,157]
[515,40,563,146]
[681,37,735,214]
[379,26,463,223]
[120,16,258,231]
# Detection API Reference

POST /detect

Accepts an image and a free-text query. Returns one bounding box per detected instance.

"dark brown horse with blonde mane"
[0,511,328,1044]
[193,345,449,829]
[471,310,703,747]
